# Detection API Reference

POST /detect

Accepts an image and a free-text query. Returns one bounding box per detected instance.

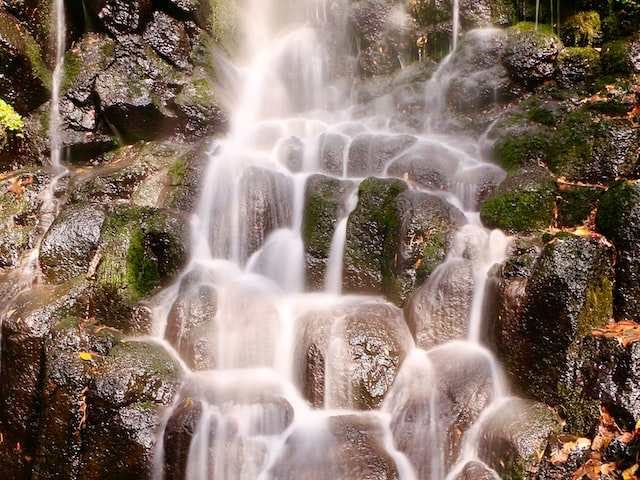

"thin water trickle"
[150,1,519,478]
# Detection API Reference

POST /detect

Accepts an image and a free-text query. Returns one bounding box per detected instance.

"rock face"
[492,234,615,433]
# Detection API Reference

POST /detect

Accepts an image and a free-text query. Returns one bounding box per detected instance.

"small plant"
[0,99,24,138]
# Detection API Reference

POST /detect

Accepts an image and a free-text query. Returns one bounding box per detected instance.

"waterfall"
[151,1,523,478]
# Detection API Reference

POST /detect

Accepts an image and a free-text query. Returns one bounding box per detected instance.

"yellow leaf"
[623,464,638,480]
[78,352,93,361]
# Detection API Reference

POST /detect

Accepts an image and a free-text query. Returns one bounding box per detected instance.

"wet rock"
[94,34,179,142]
[0,278,91,479]
[349,0,414,77]
[493,234,614,426]
[173,70,229,140]
[269,414,400,479]
[302,174,355,291]
[386,140,460,191]
[450,163,506,210]
[68,140,203,209]
[328,301,412,410]
[405,259,474,349]
[459,0,515,28]
[444,28,517,114]
[479,163,557,234]
[143,10,191,69]
[0,10,49,115]
[85,0,153,35]
[344,177,464,304]
[556,47,601,88]
[207,166,292,263]
[317,131,349,176]
[385,345,499,477]
[82,341,183,478]
[165,268,218,370]
[476,398,561,478]
[596,179,640,321]
[296,299,412,410]
[0,169,49,269]
[31,317,122,478]
[346,133,417,177]
[92,205,189,332]
[39,203,107,284]
[50,32,117,163]
[163,397,204,480]
[502,22,561,88]
[451,461,499,479]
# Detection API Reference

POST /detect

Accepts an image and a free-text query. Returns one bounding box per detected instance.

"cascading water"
[151,1,529,478]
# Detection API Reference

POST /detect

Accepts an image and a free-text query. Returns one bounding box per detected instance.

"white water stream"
[150,1,526,478]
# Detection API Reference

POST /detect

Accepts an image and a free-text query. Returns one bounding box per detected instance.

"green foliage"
[0,99,24,137]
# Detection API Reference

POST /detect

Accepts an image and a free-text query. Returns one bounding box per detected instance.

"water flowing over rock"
[2,0,640,478]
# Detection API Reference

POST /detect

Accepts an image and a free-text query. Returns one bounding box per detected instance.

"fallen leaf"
[623,464,639,480]
[78,352,93,361]
[593,319,640,347]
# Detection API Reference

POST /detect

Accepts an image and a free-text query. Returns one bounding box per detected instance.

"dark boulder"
[31,316,122,478]
[92,205,189,332]
[346,132,417,177]
[0,10,49,115]
[81,341,183,478]
[596,179,640,321]
[39,202,107,284]
[94,34,179,142]
[493,234,614,432]
[296,299,413,410]
[162,397,203,480]
[165,268,218,370]
[51,32,117,164]
[85,0,153,35]
[0,278,91,479]
[143,10,191,69]
[343,177,464,304]
[555,47,601,88]
[502,22,561,88]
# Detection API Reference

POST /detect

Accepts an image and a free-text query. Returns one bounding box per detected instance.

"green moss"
[61,49,82,91]
[557,383,601,435]
[126,228,159,299]
[22,32,51,90]
[480,190,555,233]
[508,21,557,39]
[600,39,633,74]
[208,0,240,55]
[556,185,603,228]
[168,158,187,185]
[527,107,557,126]
[576,273,613,337]
[492,129,551,170]
[561,11,601,47]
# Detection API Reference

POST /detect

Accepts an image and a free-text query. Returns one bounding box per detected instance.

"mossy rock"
[93,206,188,331]
[302,174,355,291]
[343,177,464,304]
[197,0,240,55]
[503,22,562,88]
[600,38,635,74]
[555,47,601,88]
[595,179,640,321]
[479,164,557,234]
[561,11,601,47]
[496,234,614,411]
[343,177,407,297]
[556,183,603,228]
